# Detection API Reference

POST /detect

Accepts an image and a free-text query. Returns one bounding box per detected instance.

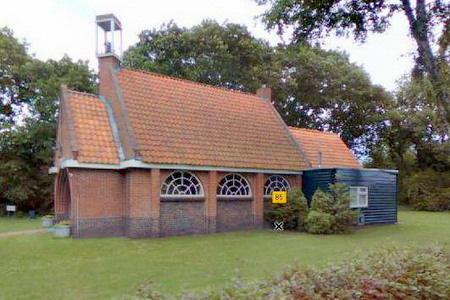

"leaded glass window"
[217,173,251,197]
[264,175,291,196]
[161,171,204,197]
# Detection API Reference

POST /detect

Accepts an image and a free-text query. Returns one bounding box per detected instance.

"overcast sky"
[1,0,417,91]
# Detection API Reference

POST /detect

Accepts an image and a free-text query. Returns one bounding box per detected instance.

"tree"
[257,0,450,124]
[366,74,450,205]
[0,27,30,126]
[0,28,96,211]
[124,20,271,92]
[369,75,449,171]
[267,44,390,153]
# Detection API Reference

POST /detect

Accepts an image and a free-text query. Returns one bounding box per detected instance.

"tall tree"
[0,28,96,211]
[369,75,449,172]
[267,44,390,153]
[0,27,30,126]
[257,0,450,124]
[124,20,271,92]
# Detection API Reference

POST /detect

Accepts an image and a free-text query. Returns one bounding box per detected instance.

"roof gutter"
[302,167,399,174]
[55,158,303,175]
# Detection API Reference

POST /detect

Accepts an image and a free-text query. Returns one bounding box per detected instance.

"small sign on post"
[6,205,16,216]
[272,191,287,204]
[6,205,16,212]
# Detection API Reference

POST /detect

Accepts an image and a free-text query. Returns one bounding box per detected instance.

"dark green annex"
[302,168,399,225]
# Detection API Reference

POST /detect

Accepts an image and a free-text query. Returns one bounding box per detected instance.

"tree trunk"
[401,0,450,126]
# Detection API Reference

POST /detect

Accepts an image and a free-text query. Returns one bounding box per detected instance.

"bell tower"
[96,14,122,96]
[96,14,122,59]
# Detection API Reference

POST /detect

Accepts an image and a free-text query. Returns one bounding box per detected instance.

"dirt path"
[0,228,46,238]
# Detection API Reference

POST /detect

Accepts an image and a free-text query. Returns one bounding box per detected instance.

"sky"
[0,0,417,91]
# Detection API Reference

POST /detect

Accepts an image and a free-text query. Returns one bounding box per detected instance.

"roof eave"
[58,158,303,175]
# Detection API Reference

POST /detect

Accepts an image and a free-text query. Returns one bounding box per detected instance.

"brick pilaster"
[150,168,161,237]
[252,173,264,228]
[205,171,218,233]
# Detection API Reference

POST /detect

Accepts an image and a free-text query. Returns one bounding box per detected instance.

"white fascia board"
[60,159,302,175]
[303,167,399,174]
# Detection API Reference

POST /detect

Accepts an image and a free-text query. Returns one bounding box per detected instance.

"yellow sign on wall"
[272,191,287,204]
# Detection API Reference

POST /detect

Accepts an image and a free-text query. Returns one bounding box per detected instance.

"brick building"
[52,14,362,238]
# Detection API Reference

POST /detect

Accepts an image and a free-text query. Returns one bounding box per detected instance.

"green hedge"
[404,169,450,211]
[135,246,450,299]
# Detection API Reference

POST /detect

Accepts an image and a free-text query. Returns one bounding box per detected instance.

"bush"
[134,246,450,299]
[304,210,335,234]
[424,189,450,211]
[405,169,450,211]
[330,183,357,232]
[309,189,333,213]
[264,188,308,230]
[305,184,357,234]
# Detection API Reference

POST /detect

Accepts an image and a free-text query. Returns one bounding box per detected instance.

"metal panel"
[302,169,336,204]
[302,168,398,225]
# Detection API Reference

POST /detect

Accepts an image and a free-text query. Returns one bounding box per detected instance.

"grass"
[0,216,40,233]
[0,209,448,299]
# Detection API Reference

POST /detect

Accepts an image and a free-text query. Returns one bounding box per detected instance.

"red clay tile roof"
[289,127,361,168]
[116,69,308,171]
[65,90,119,164]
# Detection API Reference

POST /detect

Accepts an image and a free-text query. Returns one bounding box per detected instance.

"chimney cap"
[96,14,122,31]
[256,86,273,101]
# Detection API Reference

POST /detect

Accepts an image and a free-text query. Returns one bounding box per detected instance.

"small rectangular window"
[349,186,368,208]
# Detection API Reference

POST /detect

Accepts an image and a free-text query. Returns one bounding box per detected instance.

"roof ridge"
[120,67,260,98]
[66,89,99,99]
[288,126,338,136]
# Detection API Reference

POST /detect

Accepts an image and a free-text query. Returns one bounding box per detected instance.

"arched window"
[217,173,251,197]
[161,171,204,197]
[264,175,290,197]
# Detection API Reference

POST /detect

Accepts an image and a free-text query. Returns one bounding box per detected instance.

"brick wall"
[56,168,301,238]
[216,199,253,232]
[160,200,206,236]
[158,170,208,237]
[68,168,125,237]
[216,172,259,232]
[124,169,156,238]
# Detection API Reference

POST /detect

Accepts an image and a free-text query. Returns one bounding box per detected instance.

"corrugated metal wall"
[302,168,398,225]
[302,168,336,202]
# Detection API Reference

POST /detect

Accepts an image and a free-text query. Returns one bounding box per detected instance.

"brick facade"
[55,167,301,238]
[217,199,253,232]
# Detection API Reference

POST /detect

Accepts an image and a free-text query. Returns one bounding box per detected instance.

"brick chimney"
[256,85,273,102]
[95,14,122,97]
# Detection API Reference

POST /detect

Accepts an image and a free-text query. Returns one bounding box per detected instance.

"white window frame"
[160,171,204,198]
[349,186,368,208]
[217,173,252,198]
[264,175,291,197]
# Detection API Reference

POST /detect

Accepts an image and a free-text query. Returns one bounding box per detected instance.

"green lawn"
[0,210,449,300]
[0,217,40,233]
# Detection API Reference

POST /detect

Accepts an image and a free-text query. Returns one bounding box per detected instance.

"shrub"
[134,246,450,299]
[405,169,450,211]
[329,183,358,232]
[305,184,357,234]
[264,188,308,230]
[309,188,333,213]
[304,210,335,234]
